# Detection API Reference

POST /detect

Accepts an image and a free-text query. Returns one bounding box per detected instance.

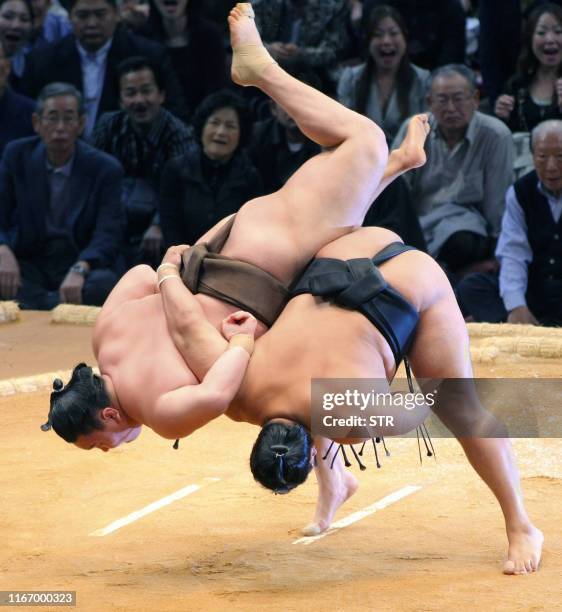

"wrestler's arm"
[158,269,229,381]
[147,342,252,439]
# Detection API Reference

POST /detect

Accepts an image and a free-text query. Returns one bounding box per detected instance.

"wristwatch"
[70,262,89,277]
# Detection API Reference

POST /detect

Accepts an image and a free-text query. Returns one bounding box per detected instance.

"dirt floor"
[1,313,561,612]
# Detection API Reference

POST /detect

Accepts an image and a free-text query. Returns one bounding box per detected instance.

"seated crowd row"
[0,0,560,329]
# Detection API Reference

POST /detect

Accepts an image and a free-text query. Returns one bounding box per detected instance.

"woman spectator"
[159,90,263,247]
[337,4,429,143]
[139,0,227,118]
[495,3,562,132]
[0,0,32,89]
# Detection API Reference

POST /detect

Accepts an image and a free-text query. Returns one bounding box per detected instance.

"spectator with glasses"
[393,64,514,281]
[0,82,124,309]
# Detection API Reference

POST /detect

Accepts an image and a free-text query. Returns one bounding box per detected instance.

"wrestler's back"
[228,227,451,427]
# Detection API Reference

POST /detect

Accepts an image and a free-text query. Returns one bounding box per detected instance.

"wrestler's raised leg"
[408,259,543,575]
[225,6,389,281]
[372,114,430,201]
[302,437,358,536]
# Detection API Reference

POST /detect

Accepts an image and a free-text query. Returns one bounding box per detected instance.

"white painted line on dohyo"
[293,484,422,545]
[89,478,221,537]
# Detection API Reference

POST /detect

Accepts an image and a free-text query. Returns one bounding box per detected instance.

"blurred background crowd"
[1,0,561,327]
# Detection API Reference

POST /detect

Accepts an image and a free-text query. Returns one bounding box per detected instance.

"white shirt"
[76,38,112,139]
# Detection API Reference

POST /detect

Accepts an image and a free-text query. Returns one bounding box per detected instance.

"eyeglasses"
[431,93,474,108]
[40,115,80,126]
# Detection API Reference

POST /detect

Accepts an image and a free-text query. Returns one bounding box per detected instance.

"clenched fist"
[221,310,257,340]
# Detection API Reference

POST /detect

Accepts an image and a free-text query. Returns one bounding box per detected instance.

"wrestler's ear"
[99,407,120,422]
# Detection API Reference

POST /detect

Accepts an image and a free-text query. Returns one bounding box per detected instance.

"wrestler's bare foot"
[503,524,544,575]
[302,470,358,536]
[391,113,430,170]
[228,3,276,86]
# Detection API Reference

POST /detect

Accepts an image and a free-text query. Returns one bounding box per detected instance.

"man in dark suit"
[0,82,125,309]
[0,40,35,158]
[18,0,186,139]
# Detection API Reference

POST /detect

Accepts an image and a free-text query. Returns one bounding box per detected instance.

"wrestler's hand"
[161,244,190,268]
[0,244,21,299]
[507,305,539,325]
[59,271,85,305]
[221,310,258,340]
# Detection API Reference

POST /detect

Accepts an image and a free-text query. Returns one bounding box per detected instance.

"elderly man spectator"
[0,82,124,309]
[458,120,562,326]
[393,64,514,279]
[252,0,351,92]
[92,56,194,268]
[0,39,35,157]
[19,0,186,139]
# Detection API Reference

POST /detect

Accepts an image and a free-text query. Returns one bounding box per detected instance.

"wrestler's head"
[42,363,141,452]
[250,418,315,494]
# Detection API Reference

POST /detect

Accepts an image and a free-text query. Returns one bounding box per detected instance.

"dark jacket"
[363,176,427,252]
[513,170,562,317]
[0,136,125,268]
[159,146,264,246]
[18,25,187,123]
[139,16,227,117]
[0,88,35,159]
[249,118,320,193]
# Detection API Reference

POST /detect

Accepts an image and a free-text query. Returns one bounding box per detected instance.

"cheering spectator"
[338,4,429,143]
[495,3,562,132]
[361,0,466,70]
[19,0,186,139]
[0,0,33,88]
[93,56,194,268]
[159,90,263,247]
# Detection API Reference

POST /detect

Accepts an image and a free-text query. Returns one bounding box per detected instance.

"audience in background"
[92,56,194,269]
[458,119,562,326]
[0,83,124,309]
[0,0,33,89]
[361,0,466,70]
[30,0,72,45]
[0,39,35,157]
[117,0,148,33]
[253,0,352,93]
[495,3,562,133]
[139,0,227,118]
[159,90,263,247]
[338,4,429,144]
[478,0,521,106]
[19,0,186,139]
[393,64,514,281]
[249,69,320,194]
[363,176,427,252]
